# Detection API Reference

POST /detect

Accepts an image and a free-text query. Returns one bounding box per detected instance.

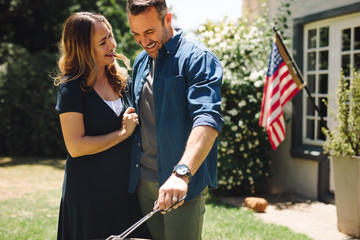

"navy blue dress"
[56,77,149,240]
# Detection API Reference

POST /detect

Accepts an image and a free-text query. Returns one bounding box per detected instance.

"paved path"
[222,193,353,240]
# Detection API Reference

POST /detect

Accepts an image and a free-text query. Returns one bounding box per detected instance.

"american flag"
[259,33,304,150]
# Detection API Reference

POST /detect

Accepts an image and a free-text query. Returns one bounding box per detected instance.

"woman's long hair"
[54,12,130,95]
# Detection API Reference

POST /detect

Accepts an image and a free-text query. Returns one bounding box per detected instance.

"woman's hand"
[121,107,139,138]
[59,107,139,158]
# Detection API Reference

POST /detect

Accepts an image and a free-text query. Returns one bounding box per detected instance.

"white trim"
[302,12,360,146]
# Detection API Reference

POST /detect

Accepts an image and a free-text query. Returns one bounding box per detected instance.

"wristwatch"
[173,164,192,182]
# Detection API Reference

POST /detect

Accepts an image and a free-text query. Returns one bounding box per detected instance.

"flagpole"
[273,27,328,130]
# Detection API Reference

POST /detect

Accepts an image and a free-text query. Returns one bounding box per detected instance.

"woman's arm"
[59,107,138,158]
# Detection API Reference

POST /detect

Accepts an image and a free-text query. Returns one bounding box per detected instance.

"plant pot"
[333,155,360,238]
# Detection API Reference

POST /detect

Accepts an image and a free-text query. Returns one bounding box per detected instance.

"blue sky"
[166,0,242,34]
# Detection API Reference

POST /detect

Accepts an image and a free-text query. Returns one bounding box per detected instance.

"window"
[341,26,360,76]
[302,12,360,146]
[303,25,329,145]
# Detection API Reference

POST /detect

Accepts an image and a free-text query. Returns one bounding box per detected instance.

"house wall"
[268,0,360,19]
[269,147,319,199]
[242,0,360,200]
[244,0,360,38]
[267,105,319,199]
[272,0,359,200]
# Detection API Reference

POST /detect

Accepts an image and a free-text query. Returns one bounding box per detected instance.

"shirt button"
[167,51,170,54]
[136,164,139,168]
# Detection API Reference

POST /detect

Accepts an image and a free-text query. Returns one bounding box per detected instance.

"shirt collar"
[165,28,183,54]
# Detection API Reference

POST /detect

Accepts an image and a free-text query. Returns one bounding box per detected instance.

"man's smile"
[146,42,157,49]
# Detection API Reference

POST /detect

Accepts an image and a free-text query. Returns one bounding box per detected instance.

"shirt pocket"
[163,75,188,114]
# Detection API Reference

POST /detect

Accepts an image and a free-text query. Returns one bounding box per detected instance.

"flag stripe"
[267,115,286,150]
[281,76,298,104]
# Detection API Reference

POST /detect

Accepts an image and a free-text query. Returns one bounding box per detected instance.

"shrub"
[323,69,360,157]
[198,16,278,195]
[0,43,65,157]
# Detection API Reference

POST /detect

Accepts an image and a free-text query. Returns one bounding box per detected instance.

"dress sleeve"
[55,79,84,115]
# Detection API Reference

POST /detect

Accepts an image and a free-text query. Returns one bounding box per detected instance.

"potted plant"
[323,68,360,238]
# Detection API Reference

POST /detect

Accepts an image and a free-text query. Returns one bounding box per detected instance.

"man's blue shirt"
[129,29,224,201]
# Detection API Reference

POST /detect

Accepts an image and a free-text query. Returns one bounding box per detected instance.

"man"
[127,1,223,239]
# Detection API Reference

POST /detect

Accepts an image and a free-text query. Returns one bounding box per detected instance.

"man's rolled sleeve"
[192,112,224,134]
[187,51,224,134]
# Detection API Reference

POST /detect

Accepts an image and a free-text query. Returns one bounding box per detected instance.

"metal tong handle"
[154,194,187,213]
[106,194,187,240]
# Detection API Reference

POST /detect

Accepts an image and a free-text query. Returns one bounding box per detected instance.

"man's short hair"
[127,0,168,22]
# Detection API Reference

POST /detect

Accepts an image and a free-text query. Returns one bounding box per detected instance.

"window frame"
[303,22,330,146]
[291,2,360,160]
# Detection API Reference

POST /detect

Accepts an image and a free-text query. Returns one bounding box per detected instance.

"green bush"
[198,17,275,195]
[0,43,65,157]
[323,69,360,157]
[197,0,292,196]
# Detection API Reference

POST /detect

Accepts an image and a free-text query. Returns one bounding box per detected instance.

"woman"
[55,12,147,240]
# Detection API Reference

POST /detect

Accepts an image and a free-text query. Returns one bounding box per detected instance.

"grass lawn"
[204,197,311,240]
[0,157,311,240]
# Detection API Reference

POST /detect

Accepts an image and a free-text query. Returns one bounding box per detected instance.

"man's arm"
[178,125,218,174]
[156,48,223,212]
[157,125,218,212]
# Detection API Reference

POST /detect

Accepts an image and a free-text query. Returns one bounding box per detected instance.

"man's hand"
[156,173,188,213]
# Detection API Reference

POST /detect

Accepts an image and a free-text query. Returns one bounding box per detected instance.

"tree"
[0,0,140,59]
[0,0,140,157]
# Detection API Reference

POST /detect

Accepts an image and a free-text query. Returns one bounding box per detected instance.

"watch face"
[177,165,189,175]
